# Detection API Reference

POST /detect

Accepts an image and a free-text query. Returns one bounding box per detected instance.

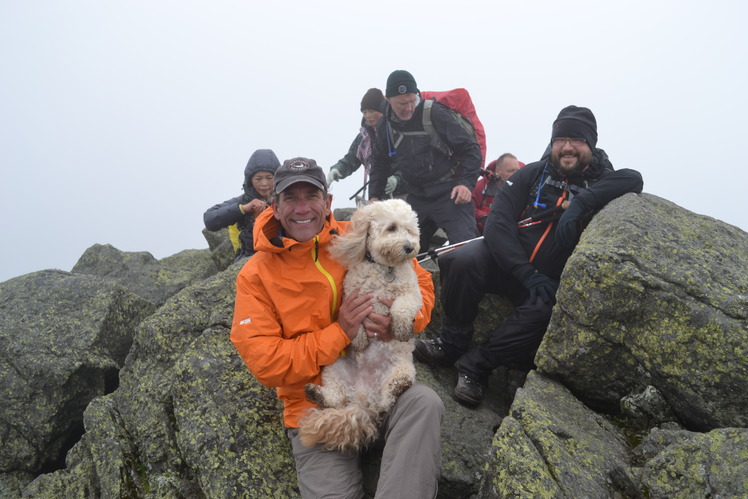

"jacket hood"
[243,149,281,194]
[252,206,342,254]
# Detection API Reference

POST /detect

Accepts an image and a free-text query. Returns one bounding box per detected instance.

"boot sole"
[452,389,481,408]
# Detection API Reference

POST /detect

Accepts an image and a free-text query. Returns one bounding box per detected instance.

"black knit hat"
[360,88,385,112]
[273,157,327,194]
[385,70,419,97]
[551,105,598,149]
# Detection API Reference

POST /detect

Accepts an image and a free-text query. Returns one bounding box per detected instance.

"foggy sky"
[1,0,746,283]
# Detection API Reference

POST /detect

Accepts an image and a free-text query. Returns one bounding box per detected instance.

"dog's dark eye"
[387,224,397,232]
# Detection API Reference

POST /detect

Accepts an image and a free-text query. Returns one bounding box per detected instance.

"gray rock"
[536,193,748,430]
[0,270,155,473]
[201,226,235,271]
[72,243,220,306]
[620,385,678,428]
[479,371,633,498]
[634,427,748,498]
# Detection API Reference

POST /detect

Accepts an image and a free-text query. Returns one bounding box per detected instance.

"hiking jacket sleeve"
[430,103,482,191]
[330,133,364,178]
[203,194,247,231]
[569,168,644,213]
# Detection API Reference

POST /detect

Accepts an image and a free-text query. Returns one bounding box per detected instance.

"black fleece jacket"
[483,151,644,282]
[369,100,482,199]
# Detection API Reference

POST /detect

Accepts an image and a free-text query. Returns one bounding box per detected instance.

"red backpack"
[420,88,487,167]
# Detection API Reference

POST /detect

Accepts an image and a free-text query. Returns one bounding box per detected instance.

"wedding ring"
[374,332,378,339]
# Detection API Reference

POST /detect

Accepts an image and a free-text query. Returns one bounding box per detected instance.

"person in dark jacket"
[203,149,280,261]
[369,70,481,251]
[326,88,404,200]
[413,105,644,408]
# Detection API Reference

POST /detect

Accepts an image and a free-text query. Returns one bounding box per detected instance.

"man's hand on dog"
[338,292,394,342]
[363,297,393,341]
[338,290,372,341]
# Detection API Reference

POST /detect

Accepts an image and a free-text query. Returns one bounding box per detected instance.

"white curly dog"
[299,198,423,452]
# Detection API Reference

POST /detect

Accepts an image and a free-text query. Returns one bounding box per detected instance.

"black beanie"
[551,105,598,149]
[360,88,385,112]
[385,70,419,97]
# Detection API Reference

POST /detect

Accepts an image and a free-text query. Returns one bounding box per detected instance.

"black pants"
[438,239,554,380]
[407,191,478,251]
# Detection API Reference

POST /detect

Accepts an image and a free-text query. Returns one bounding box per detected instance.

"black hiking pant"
[407,190,478,252]
[437,238,554,381]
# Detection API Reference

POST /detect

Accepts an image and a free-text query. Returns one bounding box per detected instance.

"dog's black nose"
[403,244,413,254]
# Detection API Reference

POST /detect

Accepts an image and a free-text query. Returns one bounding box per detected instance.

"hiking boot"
[453,372,483,408]
[414,337,453,366]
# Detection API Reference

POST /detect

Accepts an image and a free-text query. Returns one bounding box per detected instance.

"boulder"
[0,270,155,474]
[71,244,220,306]
[479,371,633,498]
[536,193,748,430]
[634,426,748,498]
[201,227,235,271]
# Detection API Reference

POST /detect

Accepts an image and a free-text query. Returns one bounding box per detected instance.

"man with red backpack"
[369,70,481,252]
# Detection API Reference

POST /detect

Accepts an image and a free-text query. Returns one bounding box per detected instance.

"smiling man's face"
[550,138,593,176]
[273,183,332,242]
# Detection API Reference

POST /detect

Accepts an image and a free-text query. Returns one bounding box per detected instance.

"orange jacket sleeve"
[413,259,435,334]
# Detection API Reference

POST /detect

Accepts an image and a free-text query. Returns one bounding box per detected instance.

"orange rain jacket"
[230,207,435,428]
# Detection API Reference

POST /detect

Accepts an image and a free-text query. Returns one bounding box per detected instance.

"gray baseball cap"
[273,157,327,194]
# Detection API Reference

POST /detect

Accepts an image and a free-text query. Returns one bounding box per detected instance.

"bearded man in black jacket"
[414,105,644,408]
[369,70,481,251]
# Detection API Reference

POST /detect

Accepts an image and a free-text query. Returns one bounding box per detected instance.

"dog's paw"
[388,375,414,399]
[391,317,415,342]
[350,328,369,351]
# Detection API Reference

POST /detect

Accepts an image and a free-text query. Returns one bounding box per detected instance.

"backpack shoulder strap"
[421,99,453,157]
[422,99,435,139]
[388,101,433,151]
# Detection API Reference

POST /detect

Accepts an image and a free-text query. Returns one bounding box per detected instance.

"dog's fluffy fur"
[299,199,422,452]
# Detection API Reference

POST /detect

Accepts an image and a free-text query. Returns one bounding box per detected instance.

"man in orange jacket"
[230,157,443,498]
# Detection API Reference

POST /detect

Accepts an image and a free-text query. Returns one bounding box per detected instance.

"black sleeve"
[329,134,363,178]
[483,163,544,282]
[203,194,247,231]
[574,168,644,211]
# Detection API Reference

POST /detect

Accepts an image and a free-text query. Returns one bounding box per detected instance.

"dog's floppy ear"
[329,205,375,265]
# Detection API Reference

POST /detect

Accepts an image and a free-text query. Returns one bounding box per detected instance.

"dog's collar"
[365,251,396,283]
[364,251,376,264]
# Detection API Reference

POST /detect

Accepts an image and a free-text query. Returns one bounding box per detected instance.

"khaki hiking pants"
[287,383,444,499]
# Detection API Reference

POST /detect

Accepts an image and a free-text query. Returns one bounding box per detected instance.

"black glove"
[522,272,559,305]
[555,199,586,250]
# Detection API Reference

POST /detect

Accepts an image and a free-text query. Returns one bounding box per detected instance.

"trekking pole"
[349,179,371,201]
[416,236,484,263]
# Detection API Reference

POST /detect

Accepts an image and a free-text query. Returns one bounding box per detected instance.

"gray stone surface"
[536,193,748,431]
[72,243,220,306]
